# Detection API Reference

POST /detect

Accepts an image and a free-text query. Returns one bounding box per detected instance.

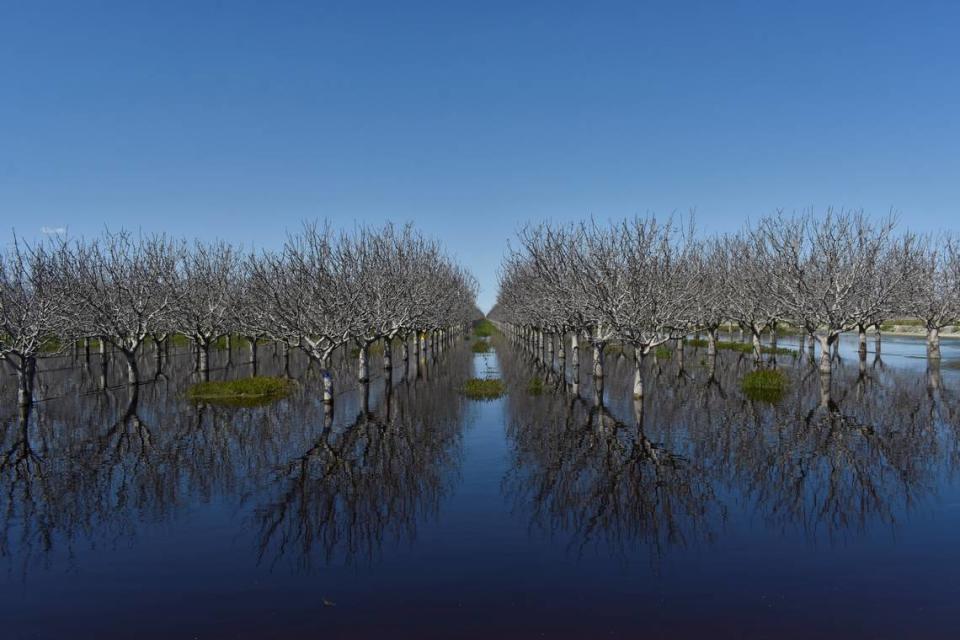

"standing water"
[2,333,960,638]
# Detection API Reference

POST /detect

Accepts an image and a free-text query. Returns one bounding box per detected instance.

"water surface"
[2,335,959,638]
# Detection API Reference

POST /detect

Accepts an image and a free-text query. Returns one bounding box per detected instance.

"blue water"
[2,334,959,638]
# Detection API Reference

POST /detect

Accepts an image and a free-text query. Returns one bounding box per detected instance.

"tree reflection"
[0,342,471,575]
[500,343,954,556]
[253,372,467,569]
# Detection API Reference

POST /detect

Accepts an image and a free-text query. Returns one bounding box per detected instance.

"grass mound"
[472,319,498,338]
[462,378,506,400]
[472,339,491,353]
[740,369,788,403]
[187,376,294,407]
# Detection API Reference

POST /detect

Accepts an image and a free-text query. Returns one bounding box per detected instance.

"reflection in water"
[0,341,471,575]
[500,340,957,556]
[254,374,468,570]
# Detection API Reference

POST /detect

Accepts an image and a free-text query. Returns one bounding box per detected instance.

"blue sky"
[1,1,958,311]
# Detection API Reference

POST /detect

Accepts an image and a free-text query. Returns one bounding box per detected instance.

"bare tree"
[63,231,184,385]
[0,236,70,404]
[903,234,960,359]
[174,240,241,380]
[758,210,906,375]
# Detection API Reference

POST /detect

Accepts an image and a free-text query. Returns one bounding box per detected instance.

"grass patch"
[472,319,499,338]
[654,346,673,359]
[527,377,544,395]
[187,376,294,407]
[740,369,788,403]
[472,339,491,353]
[687,339,795,356]
[462,378,506,400]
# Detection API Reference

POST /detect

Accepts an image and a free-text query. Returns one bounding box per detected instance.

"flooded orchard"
[2,332,960,639]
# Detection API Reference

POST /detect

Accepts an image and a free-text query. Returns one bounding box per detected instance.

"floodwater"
[2,333,960,638]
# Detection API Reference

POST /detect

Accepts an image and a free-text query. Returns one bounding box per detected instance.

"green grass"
[187,376,294,407]
[472,319,499,338]
[462,378,506,400]
[471,339,491,353]
[526,377,545,395]
[740,369,788,403]
[687,338,795,356]
[654,346,673,359]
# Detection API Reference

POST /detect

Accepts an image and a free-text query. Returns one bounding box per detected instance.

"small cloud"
[41,226,66,235]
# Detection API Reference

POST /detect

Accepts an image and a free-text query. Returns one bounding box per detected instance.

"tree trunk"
[874,328,882,354]
[571,332,580,383]
[383,337,392,370]
[633,348,645,399]
[927,326,941,360]
[403,337,410,362]
[592,340,605,402]
[707,328,718,357]
[751,330,763,363]
[817,334,832,375]
[546,332,555,370]
[858,324,868,356]
[557,332,566,380]
[322,354,334,403]
[16,357,36,406]
[199,342,210,381]
[83,336,91,360]
[358,342,370,382]
[675,337,684,371]
[124,349,139,385]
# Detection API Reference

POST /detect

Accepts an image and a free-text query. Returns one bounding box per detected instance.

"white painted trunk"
[817,334,832,374]
[633,348,645,398]
[927,327,941,360]
[358,343,369,382]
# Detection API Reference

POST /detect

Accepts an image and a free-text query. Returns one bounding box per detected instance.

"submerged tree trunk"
[592,340,605,402]
[571,332,580,382]
[383,337,392,371]
[675,337,685,372]
[16,357,36,406]
[751,330,763,364]
[198,342,210,381]
[358,342,370,382]
[816,334,832,375]
[874,327,882,354]
[322,353,334,403]
[927,326,941,360]
[633,348,645,399]
[707,328,718,358]
[858,324,868,357]
[557,332,566,380]
[123,348,139,385]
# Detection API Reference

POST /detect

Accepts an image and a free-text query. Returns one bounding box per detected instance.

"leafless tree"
[62,230,184,385]
[903,234,960,359]
[174,240,241,380]
[757,210,909,375]
[0,236,70,404]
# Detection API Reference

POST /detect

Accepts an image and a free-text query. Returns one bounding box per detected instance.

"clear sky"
[1,1,958,311]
